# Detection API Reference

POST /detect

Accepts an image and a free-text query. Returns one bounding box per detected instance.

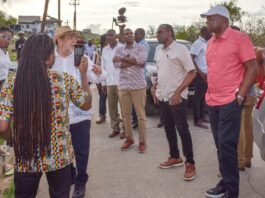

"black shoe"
[132,122,138,129]
[157,122,164,128]
[205,185,226,198]
[72,185,86,198]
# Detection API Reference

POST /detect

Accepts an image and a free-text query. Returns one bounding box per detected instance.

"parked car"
[145,38,194,116]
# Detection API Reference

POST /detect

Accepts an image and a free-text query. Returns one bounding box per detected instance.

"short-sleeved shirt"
[114,42,148,90]
[155,41,195,101]
[206,27,256,106]
[190,36,208,74]
[0,70,88,172]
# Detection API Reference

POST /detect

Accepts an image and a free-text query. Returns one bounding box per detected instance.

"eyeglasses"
[0,34,13,42]
[156,30,170,35]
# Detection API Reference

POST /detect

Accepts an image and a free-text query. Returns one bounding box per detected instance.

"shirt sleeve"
[0,71,15,122]
[239,34,256,63]
[190,41,201,56]
[179,45,195,72]
[68,74,88,108]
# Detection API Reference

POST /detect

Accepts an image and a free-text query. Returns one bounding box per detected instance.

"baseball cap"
[18,31,25,35]
[200,5,230,20]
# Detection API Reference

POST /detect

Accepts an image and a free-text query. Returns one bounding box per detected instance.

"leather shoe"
[109,131,119,138]
[157,121,164,128]
[72,184,86,198]
[194,120,209,129]
[202,115,210,123]
[96,115,106,124]
[120,131,126,139]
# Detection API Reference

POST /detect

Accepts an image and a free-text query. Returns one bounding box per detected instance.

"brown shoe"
[138,142,146,153]
[245,161,251,168]
[109,131,120,138]
[96,115,106,124]
[194,120,209,129]
[159,157,184,169]
[184,162,196,181]
[120,131,126,139]
[121,139,134,151]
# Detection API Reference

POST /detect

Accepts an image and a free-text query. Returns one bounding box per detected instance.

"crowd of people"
[0,5,262,198]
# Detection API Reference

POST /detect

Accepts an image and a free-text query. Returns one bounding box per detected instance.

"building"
[18,15,59,34]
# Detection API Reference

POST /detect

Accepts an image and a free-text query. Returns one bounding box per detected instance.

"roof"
[18,15,59,24]
[18,16,41,23]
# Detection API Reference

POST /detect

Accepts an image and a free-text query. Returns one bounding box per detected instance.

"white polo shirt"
[52,49,106,124]
[190,36,208,74]
[155,41,195,101]
[101,43,124,86]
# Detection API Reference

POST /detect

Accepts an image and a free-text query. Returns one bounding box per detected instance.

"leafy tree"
[146,25,156,38]
[0,10,17,26]
[213,0,246,24]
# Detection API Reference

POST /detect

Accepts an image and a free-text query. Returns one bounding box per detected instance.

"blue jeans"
[99,91,107,116]
[70,120,91,186]
[207,100,242,198]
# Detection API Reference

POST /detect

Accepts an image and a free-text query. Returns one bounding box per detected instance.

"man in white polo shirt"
[152,24,196,181]
[101,29,126,139]
[190,26,212,129]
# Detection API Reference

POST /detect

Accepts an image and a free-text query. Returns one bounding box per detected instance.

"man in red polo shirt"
[201,5,257,198]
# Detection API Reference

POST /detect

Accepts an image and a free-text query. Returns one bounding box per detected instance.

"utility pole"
[58,0,61,26]
[69,0,80,31]
[65,19,70,26]
[41,0,49,33]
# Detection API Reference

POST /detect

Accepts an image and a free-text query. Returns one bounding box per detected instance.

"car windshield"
[147,40,191,62]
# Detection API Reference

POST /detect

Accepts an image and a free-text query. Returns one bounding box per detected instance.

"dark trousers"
[160,99,194,164]
[193,75,207,122]
[70,120,91,186]
[207,100,242,198]
[99,91,107,116]
[14,164,71,198]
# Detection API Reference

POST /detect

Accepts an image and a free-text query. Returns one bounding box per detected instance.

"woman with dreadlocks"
[0,34,92,198]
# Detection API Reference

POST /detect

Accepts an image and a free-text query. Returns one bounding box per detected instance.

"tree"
[146,25,156,38]
[0,10,17,26]
[214,0,246,25]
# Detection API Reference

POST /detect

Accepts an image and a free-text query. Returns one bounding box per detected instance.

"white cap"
[200,5,230,20]
[18,31,25,35]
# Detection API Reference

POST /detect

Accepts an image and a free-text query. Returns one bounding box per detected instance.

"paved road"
[38,86,265,198]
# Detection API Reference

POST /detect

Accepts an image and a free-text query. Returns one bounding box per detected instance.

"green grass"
[3,181,15,198]
[0,137,4,145]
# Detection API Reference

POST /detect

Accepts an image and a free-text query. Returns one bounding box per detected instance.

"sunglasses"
[0,34,13,41]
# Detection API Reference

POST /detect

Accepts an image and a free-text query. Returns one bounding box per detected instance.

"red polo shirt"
[206,27,256,106]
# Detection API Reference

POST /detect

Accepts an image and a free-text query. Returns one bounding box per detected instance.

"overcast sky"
[2,0,265,34]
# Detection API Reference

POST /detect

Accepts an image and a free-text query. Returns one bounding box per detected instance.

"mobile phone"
[74,44,84,67]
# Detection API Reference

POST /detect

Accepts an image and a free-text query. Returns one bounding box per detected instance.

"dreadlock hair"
[13,34,54,168]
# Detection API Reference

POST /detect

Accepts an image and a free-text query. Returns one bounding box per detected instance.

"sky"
[2,0,265,34]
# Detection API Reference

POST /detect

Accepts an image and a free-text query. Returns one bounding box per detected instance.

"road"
[37,85,265,198]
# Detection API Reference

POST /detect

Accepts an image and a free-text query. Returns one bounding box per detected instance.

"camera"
[74,40,85,67]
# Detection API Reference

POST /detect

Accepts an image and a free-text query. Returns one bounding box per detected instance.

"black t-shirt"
[15,38,26,59]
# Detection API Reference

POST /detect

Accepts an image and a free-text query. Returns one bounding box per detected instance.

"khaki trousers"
[237,96,256,167]
[107,85,124,132]
[119,88,146,143]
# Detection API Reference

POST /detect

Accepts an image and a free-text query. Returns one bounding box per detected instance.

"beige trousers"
[237,96,256,167]
[119,88,146,143]
[107,85,124,132]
